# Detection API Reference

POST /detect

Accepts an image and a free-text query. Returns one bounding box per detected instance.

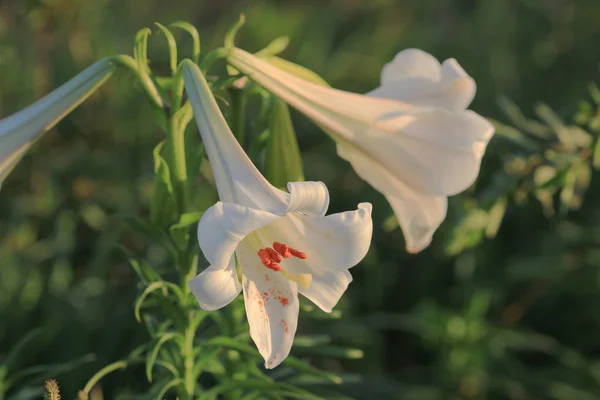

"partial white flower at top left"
[182,60,373,368]
[0,59,115,188]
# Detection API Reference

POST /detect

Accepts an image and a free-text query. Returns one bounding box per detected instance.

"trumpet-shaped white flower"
[182,60,372,368]
[0,59,115,187]
[228,48,495,253]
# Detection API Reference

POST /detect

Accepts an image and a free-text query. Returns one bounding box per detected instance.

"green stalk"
[229,87,247,146]
[167,114,189,213]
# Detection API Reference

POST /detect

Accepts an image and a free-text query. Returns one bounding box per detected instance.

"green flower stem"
[182,313,197,397]
[229,87,247,146]
[167,114,189,213]
[109,55,165,109]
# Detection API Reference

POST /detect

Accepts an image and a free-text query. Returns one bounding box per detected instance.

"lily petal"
[386,193,447,254]
[371,49,475,111]
[230,49,491,196]
[198,202,280,269]
[285,181,330,216]
[352,108,494,196]
[237,241,299,369]
[299,270,353,313]
[337,142,447,252]
[0,59,114,186]
[262,203,373,272]
[183,60,288,210]
[380,48,442,83]
[229,48,413,139]
[188,259,241,311]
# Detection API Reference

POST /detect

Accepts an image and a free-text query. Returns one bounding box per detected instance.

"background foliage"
[1,0,600,399]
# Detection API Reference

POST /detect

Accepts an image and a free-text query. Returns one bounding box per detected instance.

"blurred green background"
[1,0,600,399]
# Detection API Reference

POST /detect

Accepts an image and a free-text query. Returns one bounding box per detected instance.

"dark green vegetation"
[2,0,600,399]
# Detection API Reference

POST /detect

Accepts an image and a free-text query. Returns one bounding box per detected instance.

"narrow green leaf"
[266,99,304,188]
[134,28,152,74]
[135,281,184,322]
[255,36,290,58]
[497,96,551,139]
[169,22,201,64]
[490,119,540,151]
[146,332,181,383]
[293,335,331,347]
[201,337,259,357]
[1,328,43,372]
[559,164,578,215]
[157,378,184,399]
[201,380,325,400]
[174,101,194,132]
[295,346,364,360]
[192,347,222,378]
[82,361,128,394]
[283,356,342,384]
[109,54,165,109]
[485,196,507,238]
[534,103,574,149]
[199,47,228,73]
[169,211,204,231]
[266,56,330,87]
[589,83,600,105]
[154,22,178,75]
[153,141,174,194]
[224,14,246,49]
[593,136,600,169]
[6,354,95,389]
[155,360,180,378]
[535,167,569,190]
[117,246,162,284]
[229,87,247,145]
[117,213,178,259]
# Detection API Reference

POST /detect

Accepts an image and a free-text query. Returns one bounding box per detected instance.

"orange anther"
[289,248,307,259]
[273,242,291,258]
[258,248,282,271]
[258,249,271,265]
[265,262,282,272]
[266,247,282,263]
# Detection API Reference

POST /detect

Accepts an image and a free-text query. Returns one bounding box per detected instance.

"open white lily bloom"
[182,60,372,368]
[228,48,494,253]
[0,59,114,188]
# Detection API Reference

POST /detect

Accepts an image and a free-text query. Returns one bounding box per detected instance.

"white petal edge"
[197,202,281,269]
[262,202,373,272]
[299,270,353,313]
[350,108,494,196]
[188,259,241,311]
[369,50,475,111]
[183,60,289,210]
[285,181,330,216]
[381,49,442,84]
[386,193,447,254]
[237,240,299,369]
[337,141,447,252]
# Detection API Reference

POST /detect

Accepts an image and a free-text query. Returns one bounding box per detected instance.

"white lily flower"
[0,59,115,188]
[228,48,495,253]
[182,60,372,368]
